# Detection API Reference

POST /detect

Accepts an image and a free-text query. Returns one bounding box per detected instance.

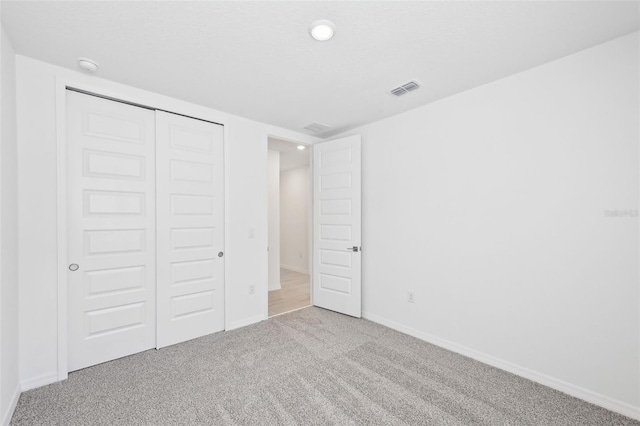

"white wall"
[280,167,310,274]
[267,150,281,291]
[0,20,20,426]
[336,32,640,418]
[15,55,317,389]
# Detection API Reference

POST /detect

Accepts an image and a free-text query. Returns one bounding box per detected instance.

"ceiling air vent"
[304,122,331,133]
[389,80,421,97]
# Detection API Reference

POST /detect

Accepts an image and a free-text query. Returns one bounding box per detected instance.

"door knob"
[218,252,224,257]
[69,264,79,271]
[347,247,360,252]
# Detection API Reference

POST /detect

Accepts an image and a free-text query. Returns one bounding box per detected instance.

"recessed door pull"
[218,252,224,257]
[69,264,79,271]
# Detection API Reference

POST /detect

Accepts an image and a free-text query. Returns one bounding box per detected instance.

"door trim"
[54,77,230,381]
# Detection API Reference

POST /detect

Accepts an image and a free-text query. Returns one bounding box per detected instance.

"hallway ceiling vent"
[390,80,421,97]
[304,122,331,133]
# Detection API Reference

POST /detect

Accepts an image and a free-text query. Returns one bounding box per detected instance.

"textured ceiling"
[2,1,638,138]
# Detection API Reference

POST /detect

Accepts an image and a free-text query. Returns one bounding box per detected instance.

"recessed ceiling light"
[77,58,99,73]
[297,145,306,150]
[309,20,335,41]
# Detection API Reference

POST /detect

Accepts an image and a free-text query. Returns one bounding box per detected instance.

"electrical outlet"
[249,284,256,295]
[407,291,415,303]
[248,228,256,239]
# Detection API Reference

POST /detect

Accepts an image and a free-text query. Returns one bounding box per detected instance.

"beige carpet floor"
[11,307,637,425]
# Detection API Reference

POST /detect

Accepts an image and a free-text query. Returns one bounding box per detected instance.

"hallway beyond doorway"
[268,269,310,317]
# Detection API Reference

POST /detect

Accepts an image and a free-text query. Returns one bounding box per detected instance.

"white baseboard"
[1,382,21,426]
[281,265,309,275]
[362,311,640,421]
[20,371,58,392]
[268,284,281,291]
[226,314,263,331]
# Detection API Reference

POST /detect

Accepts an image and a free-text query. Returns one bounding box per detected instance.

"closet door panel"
[67,91,156,372]
[156,111,225,348]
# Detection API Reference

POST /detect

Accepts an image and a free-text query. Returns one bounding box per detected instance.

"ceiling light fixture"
[77,58,99,73]
[297,145,306,150]
[309,20,335,41]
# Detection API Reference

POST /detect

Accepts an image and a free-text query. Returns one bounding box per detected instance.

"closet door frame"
[54,77,230,381]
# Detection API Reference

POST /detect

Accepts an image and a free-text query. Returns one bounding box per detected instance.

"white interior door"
[313,135,362,317]
[67,91,156,372]
[156,111,225,348]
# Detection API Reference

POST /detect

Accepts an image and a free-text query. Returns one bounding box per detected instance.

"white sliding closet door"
[67,91,157,372]
[156,111,225,348]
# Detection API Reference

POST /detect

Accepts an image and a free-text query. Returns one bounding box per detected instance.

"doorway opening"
[267,137,312,317]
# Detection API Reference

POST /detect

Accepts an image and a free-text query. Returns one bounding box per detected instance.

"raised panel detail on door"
[84,190,145,216]
[319,172,352,191]
[156,111,224,349]
[67,90,156,372]
[171,160,214,183]
[85,112,145,144]
[84,150,145,180]
[319,274,352,294]
[313,135,362,318]
[171,194,215,216]
[320,199,352,215]
[171,227,215,250]
[170,127,214,152]
[86,302,146,337]
[171,259,215,285]
[84,229,145,255]
[172,291,215,319]
[319,148,352,167]
[319,249,352,269]
[320,224,352,241]
[85,266,146,297]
